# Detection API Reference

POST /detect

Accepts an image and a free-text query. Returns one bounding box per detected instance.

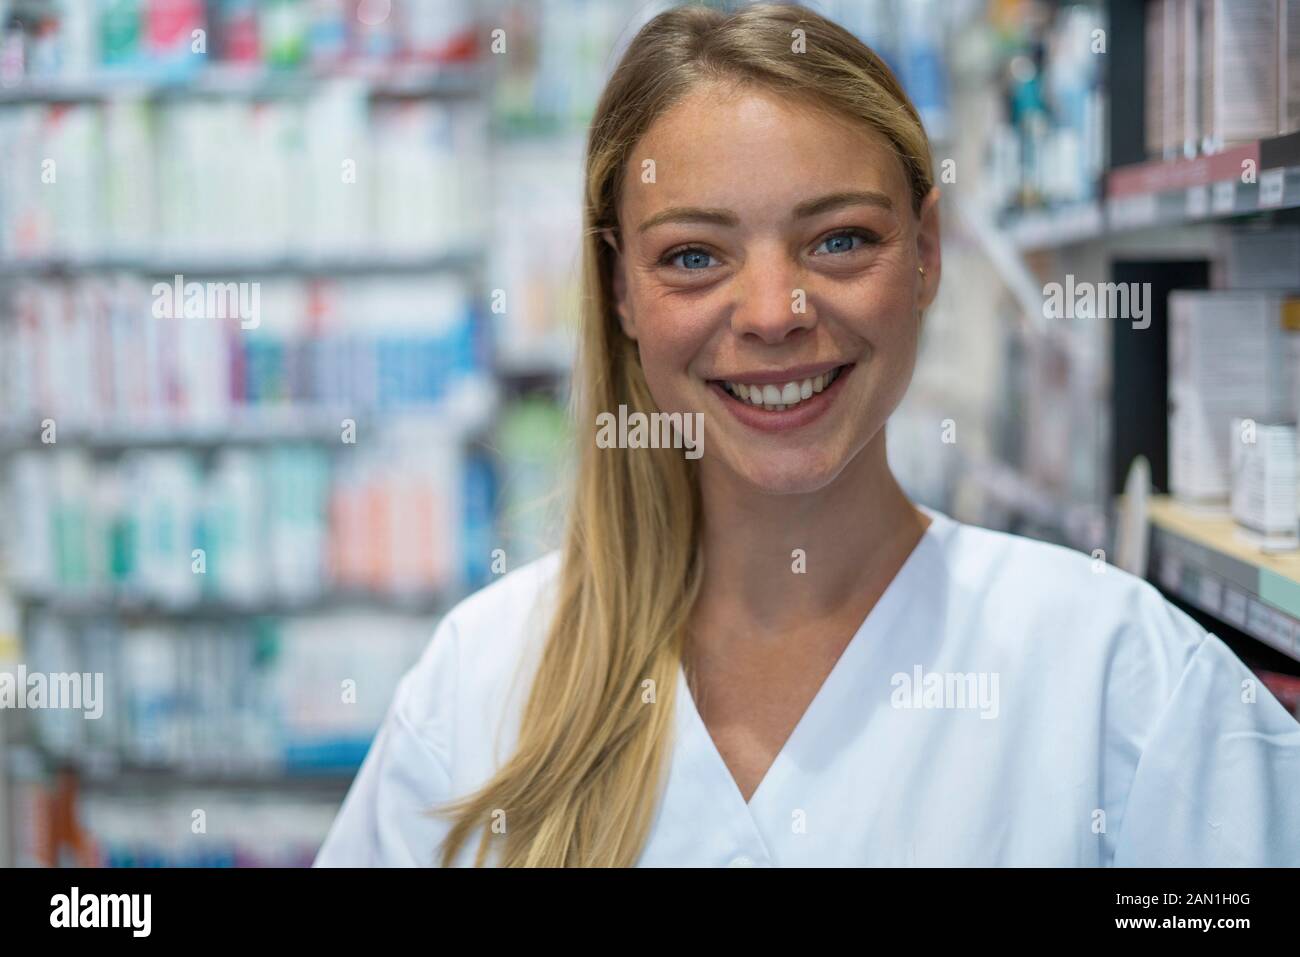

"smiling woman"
[314,2,1300,868]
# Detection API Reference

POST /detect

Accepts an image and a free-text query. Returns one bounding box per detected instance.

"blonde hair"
[436,1,934,867]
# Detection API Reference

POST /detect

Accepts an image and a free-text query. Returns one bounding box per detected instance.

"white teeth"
[721,366,844,411]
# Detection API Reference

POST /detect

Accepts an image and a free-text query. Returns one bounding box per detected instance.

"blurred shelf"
[494,333,577,386]
[12,745,358,793]
[0,62,486,104]
[1148,495,1300,663]
[0,409,359,451]
[1003,201,1104,251]
[495,357,573,386]
[0,384,500,452]
[1003,132,1300,251]
[962,454,1108,553]
[490,117,592,142]
[12,587,455,620]
[0,247,484,278]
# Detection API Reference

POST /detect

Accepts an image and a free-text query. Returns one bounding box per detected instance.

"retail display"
[1229,418,1300,549]
[1168,292,1299,502]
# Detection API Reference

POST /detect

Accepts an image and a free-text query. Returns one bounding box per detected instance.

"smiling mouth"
[711,365,852,412]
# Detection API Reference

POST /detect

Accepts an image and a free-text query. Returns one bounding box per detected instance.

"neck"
[693,427,927,637]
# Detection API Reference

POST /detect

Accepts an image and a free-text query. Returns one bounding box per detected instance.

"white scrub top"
[314,505,1300,867]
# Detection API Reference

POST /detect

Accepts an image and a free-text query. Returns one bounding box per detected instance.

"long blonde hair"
[436,1,934,867]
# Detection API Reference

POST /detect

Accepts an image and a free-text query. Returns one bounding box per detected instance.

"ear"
[602,227,636,340]
[915,186,941,312]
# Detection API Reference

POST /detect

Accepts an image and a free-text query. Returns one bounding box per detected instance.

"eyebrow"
[637,206,737,234]
[794,190,894,219]
[636,190,894,234]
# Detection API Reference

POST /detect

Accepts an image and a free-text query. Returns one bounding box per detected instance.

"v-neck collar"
[675,505,950,831]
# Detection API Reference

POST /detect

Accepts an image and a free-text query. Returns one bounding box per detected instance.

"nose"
[728,245,816,344]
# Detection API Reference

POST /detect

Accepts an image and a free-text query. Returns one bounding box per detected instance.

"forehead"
[619,82,910,224]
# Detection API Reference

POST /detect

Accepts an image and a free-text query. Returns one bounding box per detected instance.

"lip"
[708,363,854,433]
[707,361,845,386]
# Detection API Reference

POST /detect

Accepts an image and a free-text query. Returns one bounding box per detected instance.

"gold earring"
[918,265,926,277]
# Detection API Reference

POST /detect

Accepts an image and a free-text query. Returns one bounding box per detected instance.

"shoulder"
[931,514,1300,864]
[393,550,564,745]
[436,550,564,660]
[930,509,1209,697]
[313,552,565,867]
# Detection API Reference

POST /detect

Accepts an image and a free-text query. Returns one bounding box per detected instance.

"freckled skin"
[606,83,941,496]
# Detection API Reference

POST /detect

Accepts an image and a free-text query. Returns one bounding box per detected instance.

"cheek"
[823,268,918,357]
[868,311,919,390]
[630,312,712,412]
[631,291,713,371]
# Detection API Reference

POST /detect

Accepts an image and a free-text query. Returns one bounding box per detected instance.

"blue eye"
[661,247,715,270]
[815,230,874,255]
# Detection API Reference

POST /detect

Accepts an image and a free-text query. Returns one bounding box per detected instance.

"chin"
[726,446,849,496]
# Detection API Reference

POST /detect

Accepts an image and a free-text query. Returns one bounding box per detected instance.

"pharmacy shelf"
[495,353,575,383]
[1147,495,1300,663]
[1004,132,1300,251]
[0,410,361,452]
[962,453,1108,554]
[0,382,501,452]
[0,14,546,868]
[13,588,454,621]
[0,248,484,278]
[0,62,486,104]
[10,744,357,793]
[1002,201,1105,251]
